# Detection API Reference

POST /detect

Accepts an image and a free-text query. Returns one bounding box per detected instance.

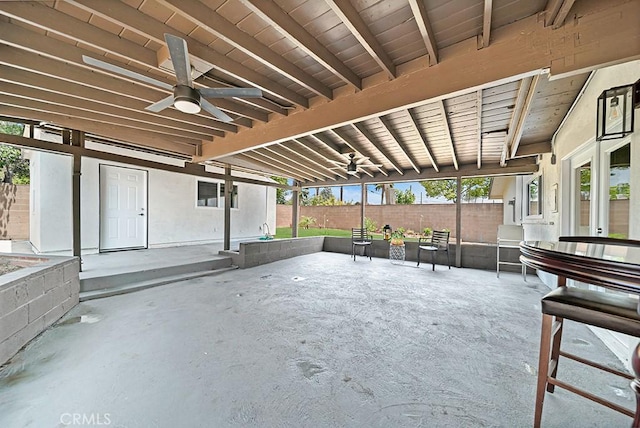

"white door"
[99,165,148,251]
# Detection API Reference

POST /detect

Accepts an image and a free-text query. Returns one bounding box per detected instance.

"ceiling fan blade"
[199,88,263,99]
[359,164,383,168]
[355,157,371,164]
[164,33,192,87]
[145,95,175,112]
[201,98,233,122]
[82,55,173,90]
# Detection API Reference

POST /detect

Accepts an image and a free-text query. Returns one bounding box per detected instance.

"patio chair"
[351,228,372,261]
[417,230,451,271]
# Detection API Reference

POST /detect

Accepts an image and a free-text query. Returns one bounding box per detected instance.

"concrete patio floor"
[0,252,634,427]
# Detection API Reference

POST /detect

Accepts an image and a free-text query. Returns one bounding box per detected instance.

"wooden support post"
[71,130,84,271]
[292,182,299,238]
[456,178,462,267]
[224,164,231,251]
[361,183,366,228]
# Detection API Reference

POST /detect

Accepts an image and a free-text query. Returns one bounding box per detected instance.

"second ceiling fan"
[83,33,262,123]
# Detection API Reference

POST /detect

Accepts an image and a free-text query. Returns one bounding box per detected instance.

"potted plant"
[389,230,405,263]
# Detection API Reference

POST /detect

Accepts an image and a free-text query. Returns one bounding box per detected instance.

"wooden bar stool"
[534,285,640,427]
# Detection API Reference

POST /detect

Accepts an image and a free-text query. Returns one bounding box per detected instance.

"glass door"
[570,147,597,236]
[599,139,631,238]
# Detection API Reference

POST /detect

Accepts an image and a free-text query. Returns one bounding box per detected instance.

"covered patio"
[0,252,632,427]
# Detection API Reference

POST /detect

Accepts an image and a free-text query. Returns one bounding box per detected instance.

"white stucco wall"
[30,130,276,254]
[522,59,640,242]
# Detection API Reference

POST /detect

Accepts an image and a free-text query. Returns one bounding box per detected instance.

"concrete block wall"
[0,255,79,365]
[227,237,324,268]
[0,184,30,240]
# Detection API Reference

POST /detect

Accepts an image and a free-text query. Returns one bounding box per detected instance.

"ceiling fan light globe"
[174,98,201,114]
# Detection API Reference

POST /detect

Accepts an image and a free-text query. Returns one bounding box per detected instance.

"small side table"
[389,243,405,264]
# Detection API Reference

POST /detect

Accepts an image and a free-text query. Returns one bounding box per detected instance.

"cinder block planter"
[0,254,80,365]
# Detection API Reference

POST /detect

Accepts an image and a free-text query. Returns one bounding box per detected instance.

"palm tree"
[375,183,394,204]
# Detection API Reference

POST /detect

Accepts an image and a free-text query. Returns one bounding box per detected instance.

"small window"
[220,184,239,209]
[527,175,542,216]
[197,181,218,207]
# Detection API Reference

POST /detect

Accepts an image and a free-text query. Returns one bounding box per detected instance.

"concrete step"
[79,265,238,301]
[80,257,233,292]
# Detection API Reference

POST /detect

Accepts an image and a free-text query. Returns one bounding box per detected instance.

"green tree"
[395,187,416,204]
[271,176,289,204]
[420,178,490,202]
[0,121,29,184]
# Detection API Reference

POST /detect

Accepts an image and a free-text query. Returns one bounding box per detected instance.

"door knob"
[596,227,603,234]
[138,213,145,216]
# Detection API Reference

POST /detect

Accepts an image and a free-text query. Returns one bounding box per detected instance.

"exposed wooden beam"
[0,82,214,142]
[480,0,493,48]
[407,109,439,172]
[329,129,381,177]
[501,76,532,166]
[307,133,343,157]
[553,0,577,29]
[325,0,396,79]
[159,0,333,100]
[437,101,458,170]
[310,158,539,187]
[245,150,316,182]
[544,0,564,27]
[234,153,306,181]
[509,75,540,160]
[514,141,552,157]
[0,28,238,133]
[0,107,197,156]
[287,139,348,180]
[198,0,640,160]
[0,133,293,189]
[67,0,306,109]
[0,64,225,138]
[263,146,333,181]
[408,0,438,65]
[376,117,421,174]
[239,0,361,90]
[351,122,403,174]
[476,90,483,169]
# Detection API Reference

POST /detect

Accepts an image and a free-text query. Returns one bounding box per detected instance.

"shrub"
[299,216,316,229]
[423,227,432,236]
[364,217,377,233]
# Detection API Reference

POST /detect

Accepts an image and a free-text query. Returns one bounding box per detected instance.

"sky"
[291,181,451,205]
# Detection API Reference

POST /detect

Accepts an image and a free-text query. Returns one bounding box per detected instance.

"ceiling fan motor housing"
[173,85,201,114]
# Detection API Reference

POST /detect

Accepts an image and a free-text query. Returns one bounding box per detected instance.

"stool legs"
[535,314,553,428]
[534,313,565,427]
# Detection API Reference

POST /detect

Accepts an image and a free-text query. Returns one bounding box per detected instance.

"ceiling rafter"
[501,76,531,166]
[375,117,421,174]
[0,64,225,138]
[330,128,388,177]
[545,0,576,29]
[476,90,483,169]
[514,141,552,158]
[406,109,439,172]
[0,13,255,128]
[437,101,458,170]
[0,104,197,157]
[158,0,333,100]
[507,75,540,158]
[325,0,396,79]
[287,139,349,180]
[67,0,304,110]
[264,145,336,181]
[235,152,306,181]
[0,43,238,134]
[324,130,375,177]
[351,121,402,174]
[0,85,213,142]
[247,149,317,181]
[239,0,361,90]
[408,0,438,66]
[480,0,493,48]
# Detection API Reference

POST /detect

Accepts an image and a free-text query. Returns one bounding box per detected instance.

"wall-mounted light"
[596,83,634,141]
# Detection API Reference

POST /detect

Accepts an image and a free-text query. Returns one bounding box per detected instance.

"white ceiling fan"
[82,33,262,123]
[330,153,382,175]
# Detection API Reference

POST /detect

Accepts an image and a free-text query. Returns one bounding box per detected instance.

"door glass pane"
[577,162,591,235]
[608,143,630,239]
